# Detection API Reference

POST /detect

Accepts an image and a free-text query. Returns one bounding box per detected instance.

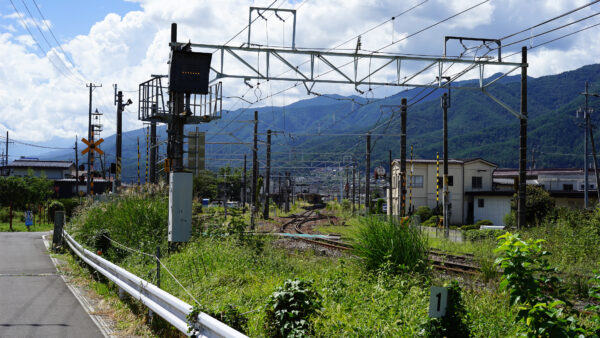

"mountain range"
[38,63,600,181]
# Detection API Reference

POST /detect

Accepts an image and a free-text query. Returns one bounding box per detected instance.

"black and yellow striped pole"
[436,152,440,206]
[137,136,141,185]
[409,145,413,213]
[145,126,149,184]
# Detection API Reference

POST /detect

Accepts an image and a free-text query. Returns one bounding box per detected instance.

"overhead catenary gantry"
[156,3,529,227]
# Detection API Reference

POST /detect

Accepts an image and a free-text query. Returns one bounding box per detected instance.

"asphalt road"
[0,231,103,337]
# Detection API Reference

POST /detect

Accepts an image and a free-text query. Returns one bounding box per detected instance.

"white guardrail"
[63,231,247,338]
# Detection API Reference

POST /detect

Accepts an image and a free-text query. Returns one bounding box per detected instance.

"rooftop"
[7,159,74,169]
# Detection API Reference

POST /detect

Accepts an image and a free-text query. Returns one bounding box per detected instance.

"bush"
[510,185,555,226]
[461,224,480,231]
[353,216,428,273]
[58,198,80,219]
[465,229,504,242]
[415,206,433,223]
[264,279,322,337]
[421,280,471,337]
[422,215,441,227]
[0,207,9,223]
[503,212,515,227]
[47,200,64,220]
[188,304,248,334]
[475,219,494,227]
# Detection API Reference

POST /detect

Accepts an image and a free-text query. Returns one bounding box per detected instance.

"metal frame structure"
[248,7,296,49]
[161,13,530,228]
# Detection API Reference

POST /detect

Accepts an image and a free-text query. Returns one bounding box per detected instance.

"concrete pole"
[517,46,528,229]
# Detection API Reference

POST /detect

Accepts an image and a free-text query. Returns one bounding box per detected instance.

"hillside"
[41,63,600,179]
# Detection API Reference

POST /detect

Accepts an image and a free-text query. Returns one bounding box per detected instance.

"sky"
[1,0,600,156]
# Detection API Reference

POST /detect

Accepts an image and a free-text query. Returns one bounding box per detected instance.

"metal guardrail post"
[156,246,161,288]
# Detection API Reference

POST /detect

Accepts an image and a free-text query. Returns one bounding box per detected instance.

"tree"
[511,185,555,227]
[193,170,218,200]
[0,177,29,231]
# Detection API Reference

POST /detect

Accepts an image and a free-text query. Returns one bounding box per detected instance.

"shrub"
[264,279,322,337]
[510,185,555,226]
[0,207,9,223]
[421,280,471,337]
[475,219,494,227]
[58,198,81,219]
[353,216,428,273]
[503,212,515,227]
[422,215,441,227]
[340,199,351,211]
[415,206,433,223]
[47,200,64,220]
[464,229,504,242]
[188,304,248,334]
[461,224,479,231]
[495,232,585,336]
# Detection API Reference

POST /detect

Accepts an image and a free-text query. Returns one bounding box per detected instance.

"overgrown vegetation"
[64,189,600,336]
[353,216,428,273]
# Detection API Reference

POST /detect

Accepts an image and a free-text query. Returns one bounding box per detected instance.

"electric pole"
[517,47,528,229]
[251,111,258,229]
[86,83,101,196]
[263,129,271,219]
[150,122,157,183]
[242,154,247,213]
[352,160,356,214]
[589,120,600,203]
[388,149,393,217]
[401,98,407,217]
[74,137,78,188]
[585,81,590,208]
[442,92,449,237]
[365,132,371,214]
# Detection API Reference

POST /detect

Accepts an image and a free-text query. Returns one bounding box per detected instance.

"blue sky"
[1,0,600,159]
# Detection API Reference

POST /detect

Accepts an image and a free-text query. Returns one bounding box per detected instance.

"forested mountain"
[42,63,600,180]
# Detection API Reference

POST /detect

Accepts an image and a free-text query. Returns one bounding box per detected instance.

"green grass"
[0,221,54,232]
[68,192,600,336]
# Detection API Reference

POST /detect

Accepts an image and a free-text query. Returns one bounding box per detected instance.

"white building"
[390,158,512,226]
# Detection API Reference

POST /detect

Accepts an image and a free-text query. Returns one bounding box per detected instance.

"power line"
[0,135,72,150]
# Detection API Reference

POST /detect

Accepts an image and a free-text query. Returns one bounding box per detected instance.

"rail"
[63,231,247,338]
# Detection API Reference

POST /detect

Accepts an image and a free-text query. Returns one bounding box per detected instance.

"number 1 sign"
[428,286,448,318]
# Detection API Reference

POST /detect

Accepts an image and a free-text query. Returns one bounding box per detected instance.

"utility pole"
[242,154,247,213]
[437,75,451,237]
[388,149,392,217]
[401,98,407,217]
[137,136,141,185]
[589,120,600,203]
[251,111,258,229]
[150,122,157,183]
[86,83,101,196]
[517,47,528,229]
[584,81,590,208]
[263,129,271,219]
[167,23,186,173]
[352,160,356,214]
[74,137,79,187]
[115,90,123,189]
[365,132,371,214]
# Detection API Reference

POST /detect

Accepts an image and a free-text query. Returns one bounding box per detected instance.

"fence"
[63,231,247,338]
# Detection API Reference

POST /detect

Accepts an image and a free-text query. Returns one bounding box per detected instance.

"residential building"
[390,158,509,225]
[4,158,76,179]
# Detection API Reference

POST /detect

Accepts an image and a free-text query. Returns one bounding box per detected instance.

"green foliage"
[421,280,471,338]
[264,278,322,338]
[465,229,504,242]
[187,303,248,334]
[371,198,385,214]
[503,212,515,227]
[494,232,586,336]
[421,215,441,227]
[0,207,9,223]
[415,206,433,223]
[340,199,351,211]
[68,192,168,262]
[58,198,81,219]
[47,200,65,221]
[474,219,494,226]
[511,185,555,227]
[460,224,480,231]
[353,216,428,273]
[193,170,218,200]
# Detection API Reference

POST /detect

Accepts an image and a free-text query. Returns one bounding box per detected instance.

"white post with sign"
[428,286,448,318]
[168,172,192,242]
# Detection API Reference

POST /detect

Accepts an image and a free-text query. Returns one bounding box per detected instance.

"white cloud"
[2,0,600,144]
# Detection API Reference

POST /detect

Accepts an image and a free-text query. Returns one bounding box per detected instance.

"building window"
[563,184,573,191]
[413,175,424,188]
[472,176,482,189]
[478,198,484,208]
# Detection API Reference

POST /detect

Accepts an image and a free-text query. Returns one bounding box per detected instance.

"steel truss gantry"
[173,18,529,227]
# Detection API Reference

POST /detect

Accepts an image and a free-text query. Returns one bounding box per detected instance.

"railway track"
[279,210,482,274]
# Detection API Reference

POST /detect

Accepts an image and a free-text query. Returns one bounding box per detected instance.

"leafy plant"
[353,216,428,273]
[415,206,433,224]
[421,280,471,338]
[475,219,494,227]
[187,303,248,334]
[494,232,585,336]
[264,278,322,337]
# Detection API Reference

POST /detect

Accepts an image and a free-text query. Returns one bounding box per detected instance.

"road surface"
[0,231,103,337]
